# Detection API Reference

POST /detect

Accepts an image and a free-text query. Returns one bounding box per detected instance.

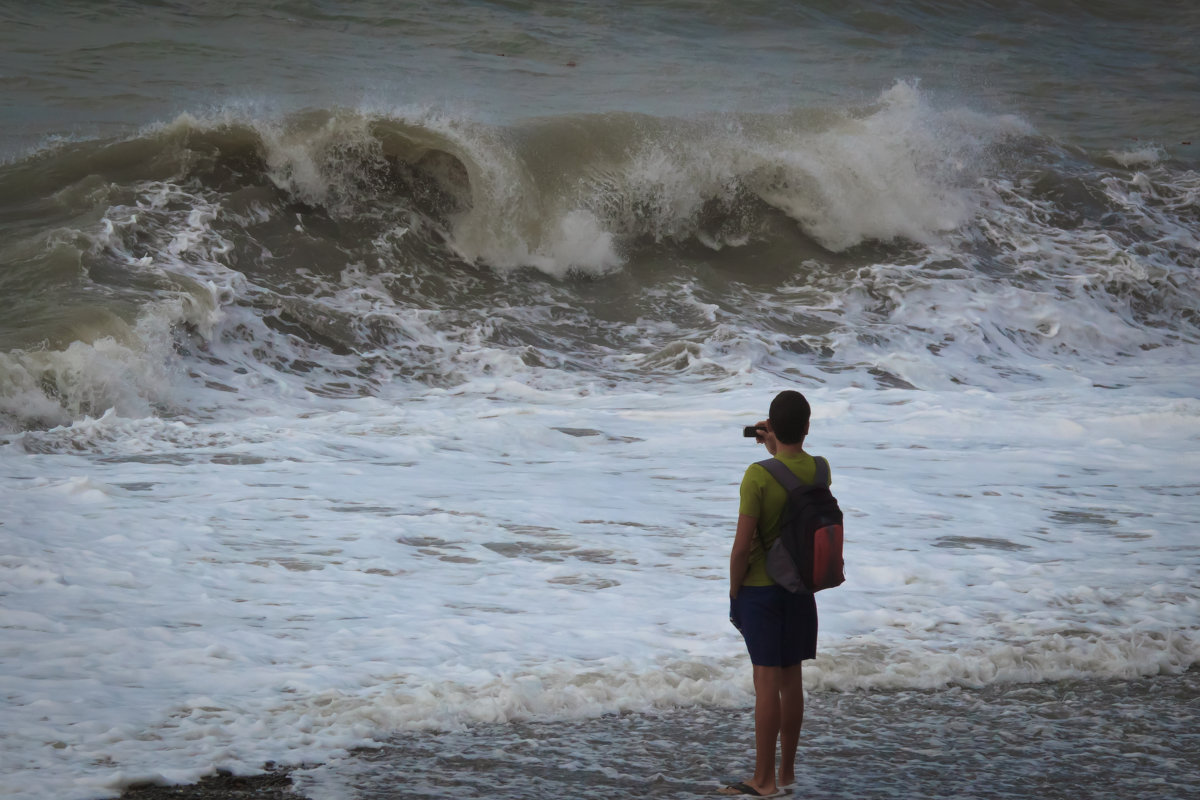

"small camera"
[743,425,765,438]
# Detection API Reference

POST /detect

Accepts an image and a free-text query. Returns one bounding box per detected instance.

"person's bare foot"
[717,780,782,796]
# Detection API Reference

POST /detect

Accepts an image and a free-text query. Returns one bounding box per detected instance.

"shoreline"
[115,669,1200,800]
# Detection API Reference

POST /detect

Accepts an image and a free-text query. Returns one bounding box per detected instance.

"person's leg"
[723,586,787,796]
[777,663,804,787]
[775,589,816,788]
[751,664,783,794]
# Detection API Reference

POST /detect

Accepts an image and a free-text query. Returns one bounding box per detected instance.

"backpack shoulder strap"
[756,458,802,492]
[813,456,831,487]
[756,456,829,490]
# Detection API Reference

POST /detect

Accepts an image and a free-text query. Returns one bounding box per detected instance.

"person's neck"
[774,441,806,457]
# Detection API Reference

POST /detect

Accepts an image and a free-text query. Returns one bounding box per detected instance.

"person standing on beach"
[722,390,823,797]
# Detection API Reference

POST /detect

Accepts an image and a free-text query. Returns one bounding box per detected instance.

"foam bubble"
[1107,146,1164,168]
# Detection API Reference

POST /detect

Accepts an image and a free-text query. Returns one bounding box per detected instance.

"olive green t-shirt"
[738,451,831,587]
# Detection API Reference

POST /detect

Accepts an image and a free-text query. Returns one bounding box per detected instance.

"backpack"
[755,456,845,593]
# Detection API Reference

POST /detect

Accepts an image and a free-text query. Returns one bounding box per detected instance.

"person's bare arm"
[732,420,777,597]
[753,418,779,455]
[730,514,759,598]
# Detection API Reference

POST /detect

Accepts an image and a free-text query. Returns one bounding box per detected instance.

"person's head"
[769,390,811,445]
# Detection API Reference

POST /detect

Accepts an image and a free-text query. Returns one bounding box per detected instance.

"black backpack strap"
[756,458,802,492]
[814,456,831,487]
[756,456,829,490]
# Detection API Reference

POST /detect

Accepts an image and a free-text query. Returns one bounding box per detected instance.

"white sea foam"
[2,372,1198,798]
[0,329,173,430]
[747,82,1025,250]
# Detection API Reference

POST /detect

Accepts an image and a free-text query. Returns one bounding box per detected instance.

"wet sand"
[119,768,299,800]
[119,669,1200,800]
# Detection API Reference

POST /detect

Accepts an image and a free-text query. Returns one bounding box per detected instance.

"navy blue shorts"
[730,585,818,667]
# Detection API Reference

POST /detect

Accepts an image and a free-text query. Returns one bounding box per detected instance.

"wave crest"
[16,83,1026,278]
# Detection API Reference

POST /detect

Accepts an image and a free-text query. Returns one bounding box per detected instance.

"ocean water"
[1,2,1199,798]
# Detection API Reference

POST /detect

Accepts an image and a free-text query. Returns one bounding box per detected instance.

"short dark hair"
[769,390,811,445]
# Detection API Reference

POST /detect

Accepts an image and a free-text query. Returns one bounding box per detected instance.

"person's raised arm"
[752,418,779,455]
